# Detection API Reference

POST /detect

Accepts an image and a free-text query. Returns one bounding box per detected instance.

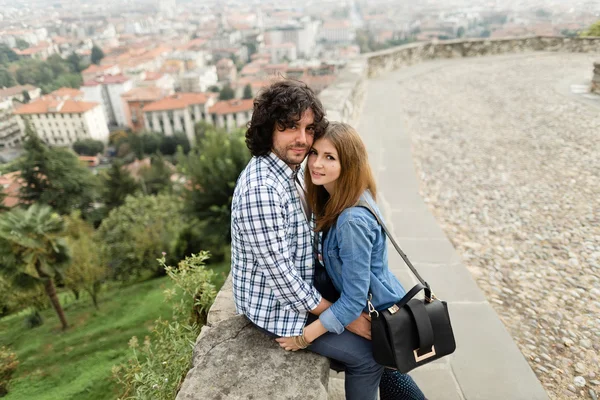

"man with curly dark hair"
[231,79,383,400]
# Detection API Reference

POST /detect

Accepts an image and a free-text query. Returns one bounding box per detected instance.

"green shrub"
[0,346,19,397]
[113,252,218,400]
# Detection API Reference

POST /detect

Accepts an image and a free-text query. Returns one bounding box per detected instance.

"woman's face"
[307,138,341,194]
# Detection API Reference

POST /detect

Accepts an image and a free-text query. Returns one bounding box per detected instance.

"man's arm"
[237,184,322,313]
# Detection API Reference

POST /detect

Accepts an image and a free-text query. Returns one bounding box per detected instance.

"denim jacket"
[319,191,407,334]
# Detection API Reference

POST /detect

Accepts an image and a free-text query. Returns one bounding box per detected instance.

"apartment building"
[0,99,23,148]
[318,20,356,43]
[121,87,170,132]
[14,98,109,146]
[81,74,133,127]
[0,85,41,103]
[179,67,218,92]
[142,93,217,145]
[208,99,254,132]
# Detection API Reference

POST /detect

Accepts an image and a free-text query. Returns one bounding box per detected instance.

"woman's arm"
[319,218,375,333]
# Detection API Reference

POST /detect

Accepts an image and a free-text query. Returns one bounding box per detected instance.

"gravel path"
[395,53,600,400]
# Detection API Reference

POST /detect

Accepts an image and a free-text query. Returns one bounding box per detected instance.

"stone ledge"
[176,275,331,400]
[319,36,600,121]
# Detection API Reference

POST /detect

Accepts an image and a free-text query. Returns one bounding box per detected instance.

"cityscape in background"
[1,0,600,159]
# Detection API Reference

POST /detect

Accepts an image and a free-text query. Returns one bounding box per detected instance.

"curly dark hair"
[245,79,328,157]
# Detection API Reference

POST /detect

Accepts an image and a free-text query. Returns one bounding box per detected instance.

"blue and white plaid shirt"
[231,152,321,337]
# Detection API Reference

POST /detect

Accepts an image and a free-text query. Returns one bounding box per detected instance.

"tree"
[98,194,185,281]
[581,20,600,37]
[219,84,235,101]
[242,84,253,99]
[0,67,15,87]
[91,45,104,65]
[100,160,139,211]
[0,191,8,212]
[0,44,19,66]
[194,121,213,143]
[15,39,29,50]
[21,90,31,103]
[66,52,85,73]
[208,85,220,93]
[178,128,250,258]
[72,138,104,156]
[18,123,98,215]
[63,212,107,309]
[159,133,190,155]
[0,204,70,330]
[139,154,174,195]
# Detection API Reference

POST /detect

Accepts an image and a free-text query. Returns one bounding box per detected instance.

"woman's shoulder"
[337,192,380,228]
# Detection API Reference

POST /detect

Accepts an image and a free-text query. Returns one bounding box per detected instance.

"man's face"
[272,108,315,168]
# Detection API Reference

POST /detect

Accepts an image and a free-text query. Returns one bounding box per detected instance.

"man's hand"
[346,312,371,340]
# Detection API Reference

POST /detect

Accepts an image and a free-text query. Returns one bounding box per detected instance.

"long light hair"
[305,122,377,232]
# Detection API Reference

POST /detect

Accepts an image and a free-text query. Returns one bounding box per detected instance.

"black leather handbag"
[358,200,457,373]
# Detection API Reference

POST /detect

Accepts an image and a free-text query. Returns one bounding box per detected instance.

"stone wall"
[318,36,600,120]
[176,276,330,400]
[592,62,600,94]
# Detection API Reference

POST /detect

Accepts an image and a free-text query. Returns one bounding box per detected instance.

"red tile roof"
[0,84,37,99]
[121,87,166,102]
[49,87,83,98]
[143,72,164,81]
[14,99,99,114]
[143,93,213,112]
[0,171,23,208]
[209,99,254,115]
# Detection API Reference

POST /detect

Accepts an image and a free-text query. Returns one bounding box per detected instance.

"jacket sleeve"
[319,218,374,334]
[237,184,322,313]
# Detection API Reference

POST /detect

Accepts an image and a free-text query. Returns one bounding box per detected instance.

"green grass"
[0,261,230,400]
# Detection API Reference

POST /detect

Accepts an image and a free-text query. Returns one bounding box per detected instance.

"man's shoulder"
[236,156,287,194]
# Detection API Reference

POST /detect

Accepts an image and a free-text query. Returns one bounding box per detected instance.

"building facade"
[81,75,133,127]
[0,99,23,148]
[208,99,254,132]
[14,99,109,146]
[179,67,218,92]
[142,93,217,145]
[121,87,170,132]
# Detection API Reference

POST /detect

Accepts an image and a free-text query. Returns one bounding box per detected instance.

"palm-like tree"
[0,204,70,330]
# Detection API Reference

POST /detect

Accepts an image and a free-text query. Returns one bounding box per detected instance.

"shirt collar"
[265,151,298,180]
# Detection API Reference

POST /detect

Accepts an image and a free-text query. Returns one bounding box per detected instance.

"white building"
[208,99,254,132]
[179,67,218,92]
[263,43,297,64]
[0,84,41,103]
[318,20,356,43]
[265,18,319,58]
[0,99,23,148]
[143,93,217,145]
[138,72,176,93]
[14,98,109,146]
[81,75,133,127]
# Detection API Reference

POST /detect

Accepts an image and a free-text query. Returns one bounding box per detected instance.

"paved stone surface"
[353,52,569,400]
[369,52,599,399]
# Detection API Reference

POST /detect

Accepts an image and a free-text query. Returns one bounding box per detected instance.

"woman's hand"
[276,336,303,352]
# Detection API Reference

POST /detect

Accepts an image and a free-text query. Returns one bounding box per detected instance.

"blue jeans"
[253,319,384,400]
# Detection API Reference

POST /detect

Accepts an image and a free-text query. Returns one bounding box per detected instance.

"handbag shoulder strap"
[356,199,428,288]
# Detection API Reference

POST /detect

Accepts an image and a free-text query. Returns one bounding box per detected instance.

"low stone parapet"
[592,62,600,94]
[176,276,330,400]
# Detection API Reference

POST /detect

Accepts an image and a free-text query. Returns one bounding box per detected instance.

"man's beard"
[273,144,308,166]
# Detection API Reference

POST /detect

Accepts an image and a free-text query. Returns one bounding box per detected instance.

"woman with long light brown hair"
[276,122,427,399]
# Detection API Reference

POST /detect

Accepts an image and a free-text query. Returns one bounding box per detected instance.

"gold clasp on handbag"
[387,304,400,314]
[425,292,437,303]
[414,345,436,362]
